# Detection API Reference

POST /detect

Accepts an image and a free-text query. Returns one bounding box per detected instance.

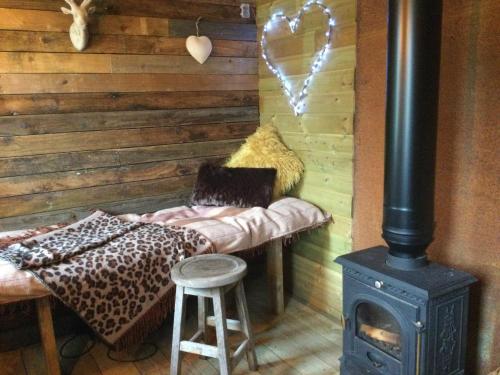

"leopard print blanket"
[0,211,213,345]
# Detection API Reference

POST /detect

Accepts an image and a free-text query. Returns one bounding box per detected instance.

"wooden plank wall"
[257,0,356,318]
[0,0,258,231]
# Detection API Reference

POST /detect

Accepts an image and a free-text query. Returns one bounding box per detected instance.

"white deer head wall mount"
[61,0,96,51]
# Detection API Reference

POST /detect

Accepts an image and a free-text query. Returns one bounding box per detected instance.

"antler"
[80,0,94,11]
[61,0,95,15]
[61,0,77,15]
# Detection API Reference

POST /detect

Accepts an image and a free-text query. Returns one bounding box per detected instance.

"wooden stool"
[170,254,258,375]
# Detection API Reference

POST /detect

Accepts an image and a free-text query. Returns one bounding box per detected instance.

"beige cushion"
[225,124,304,197]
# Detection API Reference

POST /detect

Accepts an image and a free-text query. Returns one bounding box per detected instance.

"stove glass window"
[356,302,402,359]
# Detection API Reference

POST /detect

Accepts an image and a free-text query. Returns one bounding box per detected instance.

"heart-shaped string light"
[261,1,335,116]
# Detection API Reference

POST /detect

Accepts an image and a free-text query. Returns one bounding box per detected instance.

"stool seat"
[171,254,247,288]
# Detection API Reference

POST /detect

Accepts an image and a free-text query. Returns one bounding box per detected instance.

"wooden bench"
[11,239,284,375]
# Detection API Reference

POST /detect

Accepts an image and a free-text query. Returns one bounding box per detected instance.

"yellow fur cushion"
[226,123,304,196]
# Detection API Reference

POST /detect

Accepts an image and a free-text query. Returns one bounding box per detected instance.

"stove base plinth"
[340,356,385,375]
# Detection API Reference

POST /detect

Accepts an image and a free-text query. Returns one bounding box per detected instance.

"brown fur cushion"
[190,164,277,208]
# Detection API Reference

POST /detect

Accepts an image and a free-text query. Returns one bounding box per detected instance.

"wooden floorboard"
[0,349,27,375]
[0,273,342,374]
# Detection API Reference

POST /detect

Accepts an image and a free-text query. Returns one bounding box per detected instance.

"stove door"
[342,275,421,375]
[356,302,402,359]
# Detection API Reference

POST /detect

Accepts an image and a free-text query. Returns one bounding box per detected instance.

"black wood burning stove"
[335,1,477,374]
[336,248,476,375]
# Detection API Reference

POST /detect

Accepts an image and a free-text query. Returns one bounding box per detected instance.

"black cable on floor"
[59,333,96,359]
[107,342,158,362]
[59,332,158,362]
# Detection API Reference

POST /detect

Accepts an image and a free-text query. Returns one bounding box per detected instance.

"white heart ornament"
[261,2,335,115]
[186,35,213,64]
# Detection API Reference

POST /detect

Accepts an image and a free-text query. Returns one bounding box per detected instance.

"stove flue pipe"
[383,0,443,269]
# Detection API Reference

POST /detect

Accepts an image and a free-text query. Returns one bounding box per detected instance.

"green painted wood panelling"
[257,0,355,318]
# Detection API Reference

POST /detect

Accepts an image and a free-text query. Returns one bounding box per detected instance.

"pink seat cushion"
[0,259,50,303]
[122,197,331,253]
[0,197,330,304]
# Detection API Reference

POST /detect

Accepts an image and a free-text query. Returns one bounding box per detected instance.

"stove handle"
[340,314,350,330]
[367,351,386,369]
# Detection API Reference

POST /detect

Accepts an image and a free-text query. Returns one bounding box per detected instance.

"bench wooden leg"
[267,239,284,315]
[35,297,61,375]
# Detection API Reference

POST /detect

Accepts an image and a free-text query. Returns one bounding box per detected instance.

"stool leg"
[235,281,258,371]
[212,288,231,375]
[198,296,208,344]
[171,286,187,375]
